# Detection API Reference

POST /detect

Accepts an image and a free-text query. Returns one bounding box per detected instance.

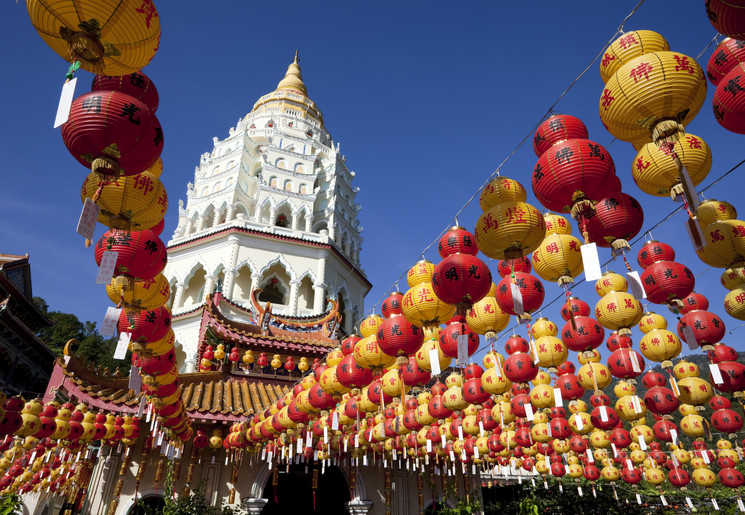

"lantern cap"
[276,51,307,96]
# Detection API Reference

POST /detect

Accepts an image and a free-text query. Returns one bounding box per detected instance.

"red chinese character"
[545,242,559,254]
[710,229,725,242]
[134,174,154,195]
[636,156,650,171]
[629,62,653,83]
[483,304,494,314]
[601,89,615,109]
[686,136,702,149]
[135,0,159,29]
[417,289,435,303]
[606,302,617,313]
[569,240,580,251]
[157,193,167,213]
[505,207,526,224]
[733,225,745,237]
[480,213,499,233]
[736,293,745,304]
[673,55,695,74]
[618,34,638,49]
[601,53,616,67]
[624,298,634,308]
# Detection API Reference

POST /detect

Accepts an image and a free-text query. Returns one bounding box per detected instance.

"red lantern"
[401,356,431,386]
[439,318,479,359]
[640,261,695,306]
[256,352,268,368]
[705,0,745,40]
[341,334,361,356]
[308,383,335,410]
[714,63,745,134]
[433,253,492,310]
[609,427,631,448]
[707,38,745,86]
[381,292,404,319]
[652,419,678,443]
[680,292,709,313]
[560,316,605,352]
[606,332,632,351]
[495,272,545,316]
[336,354,373,389]
[712,361,745,392]
[377,314,425,359]
[463,378,489,406]
[719,468,745,488]
[590,405,619,430]
[708,343,739,363]
[585,192,644,250]
[677,310,725,348]
[503,352,539,384]
[711,408,743,434]
[505,334,529,355]
[582,464,599,481]
[95,228,166,281]
[637,240,676,268]
[532,114,589,157]
[668,468,690,488]
[561,297,591,321]
[645,387,679,416]
[428,394,452,420]
[622,467,642,484]
[531,138,616,213]
[61,91,163,177]
[92,72,160,112]
[438,227,479,257]
[607,348,645,380]
[497,257,531,277]
[284,356,295,372]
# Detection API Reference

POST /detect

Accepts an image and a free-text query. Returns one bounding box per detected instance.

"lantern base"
[660,360,673,369]
[92,157,123,180]
[610,239,630,253]
[59,29,105,67]
[652,119,685,146]
[618,328,632,336]
[670,183,685,201]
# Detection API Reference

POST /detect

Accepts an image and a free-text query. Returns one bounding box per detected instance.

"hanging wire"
[363,0,649,319]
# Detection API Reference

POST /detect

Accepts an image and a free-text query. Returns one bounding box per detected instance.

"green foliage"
[0,493,22,515]
[33,296,130,374]
[424,480,482,514]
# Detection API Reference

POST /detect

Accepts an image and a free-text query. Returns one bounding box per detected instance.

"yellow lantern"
[594,291,643,335]
[616,394,647,421]
[533,335,567,371]
[482,350,504,369]
[242,350,254,364]
[298,357,309,372]
[633,134,711,197]
[479,177,527,210]
[639,328,681,367]
[359,315,383,338]
[531,232,584,285]
[475,201,546,260]
[481,365,512,395]
[568,411,593,435]
[380,369,408,397]
[577,362,612,391]
[529,383,555,409]
[696,219,745,268]
[553,439,570,454]
[530,317,558,338]
[599,31,670,84]
[466,296,509,339]
[724,287,745,320]
[443,386,468,411]
[721,267,745,290]
[26,0,161,76]
[81,171,168,231]
[353,335,395,371]
[492,400,515,426]
[208,429,223,450]
[630,423,654,445]
[567,463,583,479]
[600,51,707,145]
[544,213,572,236]
[214,344,226,360]
[601,465,620,482]
[698,199,737,225]
[637,311,667,333]
[106,273,169,310]
[402,281,455,330]
[692,467,717,487]
[643,467,666,485]
[680,412,706,437]
[414,337,451,372]
[319,367,350,396]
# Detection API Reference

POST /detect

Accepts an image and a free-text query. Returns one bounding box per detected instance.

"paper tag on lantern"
[710,363,725,385]
[577,486,583,497]
[629,351,642,373]
[54,77,77,128]
[553,388,563,407]
[670,429,679,446]
[77,198,100,241]
[686,217,706,251]
[586,449,594,463]
[711,498,719,511]
[354,434,359,448]
[331,412,339,431]
[426,439,432,453]
[137,398,145,418]
[449,450,455,462]
[686,497,694,510]
[580,243,602,281]
[681,325,698,351]
[474,447,479,460]
[599,406,608,422]
[479,421,485,438]
[626,459,633,470]
[638,434,647,451]
[114,331,131,360]
[457,334,468,367]
[660,495,668,507]
[545,456,551,469]
[441,434,446,447]
[737,498,744,512]
[461,450,467,461]
[494,357,502,377]
[128,365,141,393]
[101,307,122,338]
[529,340,539,364]
[458,426,464,441]
[297,438,303,454]
[510,283,524,315]
[575,414,583,431]
[636,494,642,505]
[96,251,119,285]
[524,404,534,421]
[323,426,328,444]
[631,395,643,414]
[610,443,617,457]
[626,270,646,300]
[670,377,681,397]
[679,167,701,212]
[546,422,552,437]
[429,348,441,376]
[343,438,347,453]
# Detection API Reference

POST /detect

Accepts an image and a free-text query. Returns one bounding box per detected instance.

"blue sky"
[2,2,744,362]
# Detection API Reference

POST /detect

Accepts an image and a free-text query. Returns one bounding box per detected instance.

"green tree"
[33,296,131,374]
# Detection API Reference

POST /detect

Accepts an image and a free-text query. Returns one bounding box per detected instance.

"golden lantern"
[359,314,383,338]
[492,400,515,426]
[353,335,395,371]
[599,31,670,84]
[529,383,555,409]
[639,328,681,367]
[326,348,344,367]
[406,260,435,287]
[443,385,468,411]
[531,232,584,285]
[26,0,161,75]
[106,273,169,310]
[594,273,643,335]
[724,287,745,320]
[721,267,745,290]
[414,337,451,372]
[553,439,570,454]
[637,311,667,333]
[133,328,174,357]
[698,199,737,225]
[643,467,666,485]
[380,369,408,397]
[81,171,168,231]
[533,335,567,371]
[600,51,707,145]
[692,467,717,487]
[696,219,745,268]
[402,279,455,333]
[481,365,512,395]
[466,296,509,340]
[482,349,505,369]
[633,133,711,197]
[577,362,612,392]
[568,410,593,435]
[544,213,572,236]
[479,177,527,210]
[680,410,706,438]
[475,201,546,260]
[445,371,462,388]
[531,317,558,338]
[319,367,350,396]
[615,393,647,421]
[298,357,309,372]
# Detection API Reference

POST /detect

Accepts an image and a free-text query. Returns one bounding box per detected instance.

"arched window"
[269,176,278,188]
[284,179,293,192]
[294,163,305,174]
[299,183,307,194]
[275,158,286,169]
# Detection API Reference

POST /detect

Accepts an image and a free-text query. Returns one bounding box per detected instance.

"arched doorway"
[260,465,350,514]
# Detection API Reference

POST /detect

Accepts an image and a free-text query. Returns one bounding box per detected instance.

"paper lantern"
[637,240,675,267]
[600,51,707,144]
[117,305,170,343]
[26,0,161,75]
[94,228,166,281]
[531,232,584,285]
[560,316,605,353]
[479,177,527,211]
[561,297,590,321]
[599,31,670,84]
[632,133,712,197]
[696,219,745,268]
[62,91,163,177]
[677,309,725,349]
[706,0,745,40]
[639,328,681,367]
[533,335,567,371]
[92,71,160,112]
[432,252,492,311]
[475,201,546,260]
[532,114,588,157]
[699,199,738,226]
[439,318,479,359]
[377,313,424,362]
[713,62,745,134]
[466,296,509,340]
[353,335,395,372]
[402,275,455,329]
[595,291,643,335]
[724,287,745,320]
[640,260,695,306]
[106,272,169,310]
[585,192,644,250]
[81,171,168,231]
[495,272,545,317]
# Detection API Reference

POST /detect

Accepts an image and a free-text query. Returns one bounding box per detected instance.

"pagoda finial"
[276,51,307,96]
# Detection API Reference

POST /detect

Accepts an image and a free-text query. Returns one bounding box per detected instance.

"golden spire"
[276,50,307,96]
